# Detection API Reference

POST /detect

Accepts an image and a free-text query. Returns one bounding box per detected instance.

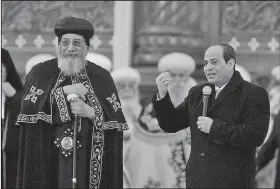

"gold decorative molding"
[134,1,207,66]
[2,1,114,33]
[138,1,207,35]
[221,1,280,34]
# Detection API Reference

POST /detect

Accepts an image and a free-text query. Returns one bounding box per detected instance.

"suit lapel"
[209,84,216,108]
[208,84,237,112]
[208,71,243,112]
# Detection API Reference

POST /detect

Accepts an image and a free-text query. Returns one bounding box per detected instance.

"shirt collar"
[215,81,229,91]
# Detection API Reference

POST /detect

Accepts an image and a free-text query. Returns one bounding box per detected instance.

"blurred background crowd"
[1,1,280,188]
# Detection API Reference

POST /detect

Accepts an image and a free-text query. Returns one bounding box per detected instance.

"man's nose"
[124,84,131,90]
[205,63,213,71]
[67,43,75,51]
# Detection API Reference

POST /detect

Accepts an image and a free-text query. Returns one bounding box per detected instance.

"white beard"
[120,96,142,121]
[120,96,142,139]
[56,46,87,76]
[168,78,197,107]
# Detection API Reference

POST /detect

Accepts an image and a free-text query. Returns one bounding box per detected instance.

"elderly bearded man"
[16,17,128,189]
[153,44,270,188]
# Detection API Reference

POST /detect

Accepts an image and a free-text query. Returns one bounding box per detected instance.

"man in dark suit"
[152,44,270,188]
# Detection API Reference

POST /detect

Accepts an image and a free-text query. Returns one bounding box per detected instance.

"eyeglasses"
[60,40,85,47]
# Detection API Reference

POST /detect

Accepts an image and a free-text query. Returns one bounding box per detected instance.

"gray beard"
[57,56,86,76]
[168,83,192,107]
[120,97,141,120]
[56,45,87,76]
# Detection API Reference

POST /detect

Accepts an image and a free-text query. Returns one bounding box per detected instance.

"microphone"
[202,86,212,116]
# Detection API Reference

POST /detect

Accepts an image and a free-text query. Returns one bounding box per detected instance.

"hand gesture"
[69,97,95,119]
[2,82,16,98]
[155,72,172,98]
[63,83,88,101]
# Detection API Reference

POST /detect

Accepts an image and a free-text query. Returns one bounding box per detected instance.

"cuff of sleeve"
[209,118,226,142]
[156,92,163,101]
[152,91,174,111]
[153,91,169,102]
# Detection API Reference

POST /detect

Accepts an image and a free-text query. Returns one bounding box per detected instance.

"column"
[113,1,134,69]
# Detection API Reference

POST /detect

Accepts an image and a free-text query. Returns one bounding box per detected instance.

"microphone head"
[202,86,212,96]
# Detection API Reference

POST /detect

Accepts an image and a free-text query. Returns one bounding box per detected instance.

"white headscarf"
[158,52,196,74]
[271,65,280,82]
[235,64,251,82]
[111,67,141,84]
[86,52,112,72]
[25,54,56,75]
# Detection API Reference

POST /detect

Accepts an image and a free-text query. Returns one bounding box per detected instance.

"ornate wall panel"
[133,1,210,90]
[219,1,280,79]
[221,1,280,35]
[133,1,280,97]
[133,1,208,66]
[2,1,114,80]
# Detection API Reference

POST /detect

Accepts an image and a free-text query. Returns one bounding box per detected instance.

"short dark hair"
[217,43,236,63]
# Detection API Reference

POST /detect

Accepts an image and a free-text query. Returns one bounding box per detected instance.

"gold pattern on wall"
[2,1,114,33]
[140,1,205,33]
[133,1,207,67]
[221,1,280,34]
[136,1,207,48]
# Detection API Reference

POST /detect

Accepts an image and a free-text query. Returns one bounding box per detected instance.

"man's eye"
[73,41,81,45]
[61,41,69,46]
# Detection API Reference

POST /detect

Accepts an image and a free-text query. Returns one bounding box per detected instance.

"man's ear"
[228,58,235,70]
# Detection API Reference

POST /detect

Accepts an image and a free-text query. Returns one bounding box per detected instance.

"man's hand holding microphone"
[156,72,213,134]
[63,83,95,120]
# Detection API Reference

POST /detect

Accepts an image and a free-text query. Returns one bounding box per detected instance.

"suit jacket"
[152,71,270,188]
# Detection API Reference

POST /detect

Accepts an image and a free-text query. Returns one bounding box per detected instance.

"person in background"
[16,17,127,188]
[25,54,56,76]
[86,52,113,72]
[111,67,142,153]
[256,65,280,189]
[1,48,23,189]
[271,65,280,84]
[153,44,270,188]
[125,52,197,188]
[111,67,143,188]
[235,64,251,83]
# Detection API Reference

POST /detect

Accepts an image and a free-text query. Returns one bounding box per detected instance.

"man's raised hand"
[155,72,172,98]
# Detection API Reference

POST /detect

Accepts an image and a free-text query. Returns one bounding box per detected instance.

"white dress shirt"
[214,81,229,99]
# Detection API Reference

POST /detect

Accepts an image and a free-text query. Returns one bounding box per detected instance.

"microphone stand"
[72,114,78,189]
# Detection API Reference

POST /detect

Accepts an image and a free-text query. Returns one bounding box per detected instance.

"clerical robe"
[16,59,128,189]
